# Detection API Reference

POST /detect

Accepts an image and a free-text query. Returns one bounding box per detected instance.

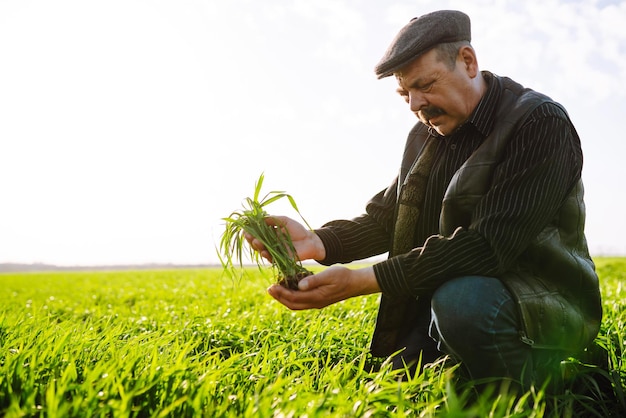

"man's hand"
[245,215,326,262]
[267,265,380,310]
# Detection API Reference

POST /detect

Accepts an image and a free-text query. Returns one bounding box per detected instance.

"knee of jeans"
[430,276,504,345]
[430,284,465,348]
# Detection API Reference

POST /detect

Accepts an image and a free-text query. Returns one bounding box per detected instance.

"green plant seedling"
[219,173,313,289]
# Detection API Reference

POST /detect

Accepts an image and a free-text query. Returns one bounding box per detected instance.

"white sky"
[1,0,625,266]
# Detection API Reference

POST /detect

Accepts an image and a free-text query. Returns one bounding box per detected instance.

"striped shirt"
[315,72,583,299]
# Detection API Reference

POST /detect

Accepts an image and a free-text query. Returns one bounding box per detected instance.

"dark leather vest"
[371,74,602,356]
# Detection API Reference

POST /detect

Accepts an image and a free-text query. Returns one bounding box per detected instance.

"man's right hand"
[244,215,326,263]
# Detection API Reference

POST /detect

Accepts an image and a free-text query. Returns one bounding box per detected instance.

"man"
[248,10,602,388]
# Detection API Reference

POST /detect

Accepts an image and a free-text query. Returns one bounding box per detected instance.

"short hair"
[434,40,471,69]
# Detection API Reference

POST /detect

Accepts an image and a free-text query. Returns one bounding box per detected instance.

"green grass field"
[0,259,624,417]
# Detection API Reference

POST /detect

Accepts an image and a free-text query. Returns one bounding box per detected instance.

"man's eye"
[420,82,434,92]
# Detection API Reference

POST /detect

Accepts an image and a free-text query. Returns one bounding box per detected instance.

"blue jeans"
[394,276,564,388]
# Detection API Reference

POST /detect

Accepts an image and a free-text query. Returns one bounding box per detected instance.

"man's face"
[395,48,475,136]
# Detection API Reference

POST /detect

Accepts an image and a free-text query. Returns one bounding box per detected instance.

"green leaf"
[218,173,312,282]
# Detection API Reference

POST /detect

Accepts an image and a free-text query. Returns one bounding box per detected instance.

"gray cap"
[375,10,471,79]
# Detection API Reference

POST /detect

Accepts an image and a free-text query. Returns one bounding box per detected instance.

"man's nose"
[408,91,427,113]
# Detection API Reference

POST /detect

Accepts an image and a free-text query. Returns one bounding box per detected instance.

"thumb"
[298,272,324,291]
[298,276,312,291]
[298,269,331,291]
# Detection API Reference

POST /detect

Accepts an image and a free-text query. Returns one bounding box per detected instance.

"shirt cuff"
[313,227,343,266]
[372,256,412,298]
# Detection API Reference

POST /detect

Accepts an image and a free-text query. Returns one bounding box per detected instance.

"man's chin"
[422,119,447,136]
[429,118,460,137]
[433,127,448,136]
[419,115,448,135]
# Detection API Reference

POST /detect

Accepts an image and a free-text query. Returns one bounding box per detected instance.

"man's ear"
[459,46,479,78]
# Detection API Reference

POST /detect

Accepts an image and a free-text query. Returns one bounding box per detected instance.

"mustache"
[419,106,446,120]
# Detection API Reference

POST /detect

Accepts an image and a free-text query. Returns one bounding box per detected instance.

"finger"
[267,284,325,310]
[267,285,304,310]
[243,233,272,261]
[264,216,287,227]
[260,250,272,262]
[246,236,267,253]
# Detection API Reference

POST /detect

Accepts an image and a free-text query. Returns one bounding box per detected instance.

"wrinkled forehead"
[393,49,442,87]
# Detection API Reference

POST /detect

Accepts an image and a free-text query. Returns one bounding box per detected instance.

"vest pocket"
[502,272,587,352]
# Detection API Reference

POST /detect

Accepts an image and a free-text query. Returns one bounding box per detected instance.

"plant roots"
[278,270,313,290]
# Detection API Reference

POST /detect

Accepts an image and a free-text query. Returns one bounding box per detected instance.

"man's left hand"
[267,265,380,310]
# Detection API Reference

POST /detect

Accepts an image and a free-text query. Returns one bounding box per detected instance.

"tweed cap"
[375,10,471,79]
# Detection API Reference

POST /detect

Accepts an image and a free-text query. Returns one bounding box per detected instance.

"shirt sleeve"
[314,177,398,265]
[373,103,584,298]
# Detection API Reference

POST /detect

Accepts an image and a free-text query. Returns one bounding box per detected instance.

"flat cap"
[375,10,471,79]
